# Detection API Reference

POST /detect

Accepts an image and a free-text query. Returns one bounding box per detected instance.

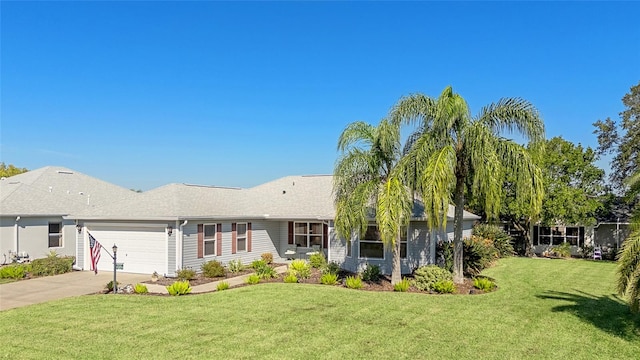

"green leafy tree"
[594,81,640,194]
[390,86,545,283]
[0,163,28,178]
[617,171,640,312]
[333,119,413,285]
[539,137,605,226]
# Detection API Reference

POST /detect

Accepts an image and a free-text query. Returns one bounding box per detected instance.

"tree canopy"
[390,86,544,282]
[0,163,28,178]
[594,81,640,194]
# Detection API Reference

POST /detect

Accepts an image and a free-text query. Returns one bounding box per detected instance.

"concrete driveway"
[0,271,149,311]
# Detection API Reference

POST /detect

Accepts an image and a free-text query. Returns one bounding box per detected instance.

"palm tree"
[333,119,413,285]
[617,171,640,312]
[390,86,545,283]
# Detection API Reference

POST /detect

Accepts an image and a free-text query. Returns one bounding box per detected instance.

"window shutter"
[197,224,204,259]
[231,223,237,254]
[217,223,222,256]
[323,223,328,249]
[247,222,252,252]
[288,221,294,244]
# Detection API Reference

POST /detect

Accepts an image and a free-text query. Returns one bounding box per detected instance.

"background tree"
[333,119,413,285]
[593,81,640,194]
[391,86,545,283]
[538,137,605,226]
[0,163,28,177]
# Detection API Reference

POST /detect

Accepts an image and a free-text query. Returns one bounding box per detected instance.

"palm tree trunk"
[391,230,402,285]
[453,174,465,284]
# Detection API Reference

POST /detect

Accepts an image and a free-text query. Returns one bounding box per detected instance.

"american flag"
[89,233,102,274]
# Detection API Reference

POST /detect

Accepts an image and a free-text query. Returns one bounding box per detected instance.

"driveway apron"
[0,271,149,311]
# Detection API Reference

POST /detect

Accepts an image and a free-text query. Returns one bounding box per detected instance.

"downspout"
[178,220,188,271]
[323,220,331,262]
[14,216,21,255]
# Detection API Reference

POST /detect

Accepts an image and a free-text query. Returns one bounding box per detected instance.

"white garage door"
[88,226,166,274]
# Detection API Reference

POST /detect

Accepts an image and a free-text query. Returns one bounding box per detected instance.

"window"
[237,223,247,252]
[400,226,408,259]
[534,225,584,247]
[359,225,384,259]
[204,224,217,256]
[48,223,62,248]
[294,222,323,248]
[346,239,352,257]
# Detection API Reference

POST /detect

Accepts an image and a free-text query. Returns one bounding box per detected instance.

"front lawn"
[1,257,639,359]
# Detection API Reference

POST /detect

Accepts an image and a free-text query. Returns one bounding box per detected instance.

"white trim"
[203,223,217,257]
[48,222,63,248]
[236,222,248,252]
[84,222,167,229]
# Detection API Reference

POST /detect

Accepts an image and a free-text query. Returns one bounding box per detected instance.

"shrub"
[345,276,363,289]
[201,260,226,278]
[217,281,230,291]
[473,223,514,258]
[176,268,196,281]
[289,259,311,279]
[228,259,244,273]
[246,274,260,284]
[283,273,298,283]
[433,280,456,294]
[393,278,411,292]
[437,238,496,276]
[167,280,192,296]
[134,283,148,294]
[106,280,120,293]
[320,273,338,285]
[361,264,381,282]
[0,264,27,280]
[251,259,267,270]
[552,242,571,258]
[30,256,74,276]
[309,253,327,269]
[261,252,273,264]
[473,277,496,292]
[253,262,277,279]
[322,261,341,275]
[413,265,453,291]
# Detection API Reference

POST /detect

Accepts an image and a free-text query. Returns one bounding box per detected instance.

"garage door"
[87,226,166,274]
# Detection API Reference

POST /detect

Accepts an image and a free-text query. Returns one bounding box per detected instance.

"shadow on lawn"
[536,290,640,340]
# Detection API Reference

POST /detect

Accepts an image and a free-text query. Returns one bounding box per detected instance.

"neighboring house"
[0,167,136,265]
[2,167,480,276]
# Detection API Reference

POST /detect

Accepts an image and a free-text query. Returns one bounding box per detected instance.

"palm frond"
[476,97,545,143]
[465,122,503,219]
[337,121,376,152]
[418,145,456,229]
[388,93,436,126]
[617,228,640,312]
[376,176,412,246]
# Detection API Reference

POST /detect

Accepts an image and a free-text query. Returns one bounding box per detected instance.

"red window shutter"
[217,223,222,256]
[323,223,328,249]
[288,221,294,245]
[231,223,237,254]
[247,222,252,252]
[197,224,204,259]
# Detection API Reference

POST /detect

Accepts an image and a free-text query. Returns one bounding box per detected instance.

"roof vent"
[56,170,74,174]
[0,177,5,181]
[49,186,53,193]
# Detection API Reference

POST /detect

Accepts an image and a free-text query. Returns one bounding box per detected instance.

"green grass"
[1,257,639,359]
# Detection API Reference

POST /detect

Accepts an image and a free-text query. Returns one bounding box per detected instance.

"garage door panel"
[88,227,165,274]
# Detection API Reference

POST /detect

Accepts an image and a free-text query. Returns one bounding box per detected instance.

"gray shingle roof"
[2,166,479,221]
[0,166,136,216]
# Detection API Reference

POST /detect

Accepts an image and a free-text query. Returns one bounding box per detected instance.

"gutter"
[178,220,188,271]
[14,216,20,254]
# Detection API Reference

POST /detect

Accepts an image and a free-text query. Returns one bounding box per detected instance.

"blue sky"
[1,1,639,190]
